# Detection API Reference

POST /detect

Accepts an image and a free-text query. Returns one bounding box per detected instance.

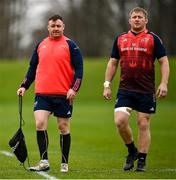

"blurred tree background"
[0,0,176,59]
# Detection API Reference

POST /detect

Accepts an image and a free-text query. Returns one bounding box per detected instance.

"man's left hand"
[67,89,76,105]
[156,83,168,98]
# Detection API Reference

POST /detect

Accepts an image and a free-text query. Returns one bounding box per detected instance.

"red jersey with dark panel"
[21,35,83,95]
[111,30,166,94]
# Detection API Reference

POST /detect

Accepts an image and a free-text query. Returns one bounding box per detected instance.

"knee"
[36,120,45,130]
[115,118,128,130]
[137,119,150,131]
[58,121,69,134]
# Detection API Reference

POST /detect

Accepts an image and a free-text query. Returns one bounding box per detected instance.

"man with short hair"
[103,7,169,171]
[17,14,83,173]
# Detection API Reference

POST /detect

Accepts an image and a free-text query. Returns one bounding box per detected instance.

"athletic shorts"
[34,94,73,118]
[115,89,156,114]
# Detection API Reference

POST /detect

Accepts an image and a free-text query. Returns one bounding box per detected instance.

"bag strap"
[19,95,24,128]
[18,95,31,170]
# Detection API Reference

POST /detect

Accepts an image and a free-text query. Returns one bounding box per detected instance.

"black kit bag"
[9,128,27,163]
[9,96,29,166]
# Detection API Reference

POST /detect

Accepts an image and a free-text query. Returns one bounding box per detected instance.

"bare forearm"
[159,56,170,85]
[156,56,170,98]
[105,58,118,82]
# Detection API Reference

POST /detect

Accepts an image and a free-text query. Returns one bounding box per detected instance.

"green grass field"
[0,58,176,179]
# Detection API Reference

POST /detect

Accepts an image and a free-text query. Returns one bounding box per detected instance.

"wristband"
[103,81,111,88]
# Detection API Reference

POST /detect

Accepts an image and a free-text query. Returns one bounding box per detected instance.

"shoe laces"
[39,160,49,167]
[61,163,68,169]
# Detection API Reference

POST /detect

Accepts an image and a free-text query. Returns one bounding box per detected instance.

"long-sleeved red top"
[21,35,83,95]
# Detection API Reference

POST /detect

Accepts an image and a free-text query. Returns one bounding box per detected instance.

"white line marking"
[0,150,13,157]
[1,150,176,177]
[157,168,176,172]
[1,150,59,179]
[37,171,58,180]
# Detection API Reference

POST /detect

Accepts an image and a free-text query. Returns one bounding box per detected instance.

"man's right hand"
[17,87,26,96]
[103,87,112,100]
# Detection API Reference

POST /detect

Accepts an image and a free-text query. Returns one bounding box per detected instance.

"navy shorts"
[34,94,73,118]
[115,89,156,114]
